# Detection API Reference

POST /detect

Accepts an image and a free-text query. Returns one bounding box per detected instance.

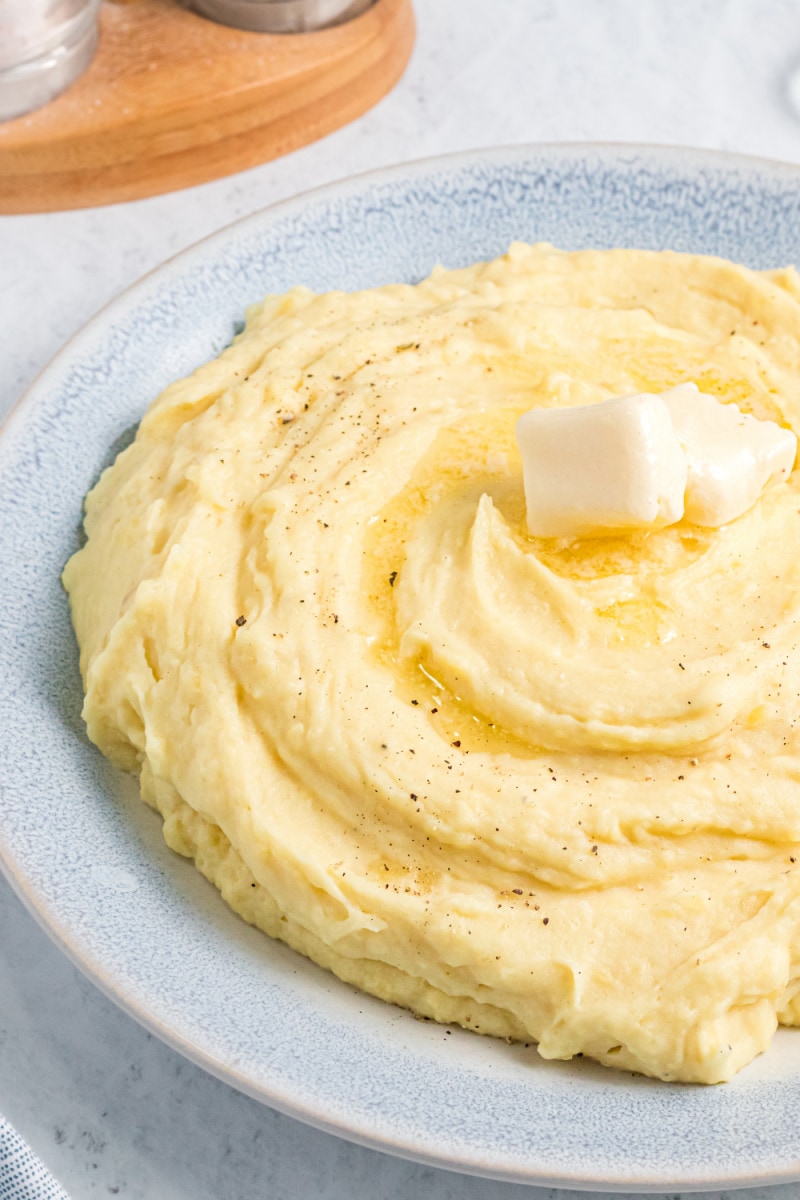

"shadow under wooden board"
[0,0,415,213]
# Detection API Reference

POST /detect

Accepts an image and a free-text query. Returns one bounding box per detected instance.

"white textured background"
[4,2,800,1196]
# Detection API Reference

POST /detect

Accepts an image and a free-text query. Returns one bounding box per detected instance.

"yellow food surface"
[63,243,800,1083]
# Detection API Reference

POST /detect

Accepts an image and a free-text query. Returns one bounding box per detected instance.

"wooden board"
[0,0,414,213]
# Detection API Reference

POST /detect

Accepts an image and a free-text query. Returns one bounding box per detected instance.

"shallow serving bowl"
[2,144,800,1192]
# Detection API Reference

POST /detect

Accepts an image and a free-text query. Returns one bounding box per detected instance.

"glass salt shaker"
[0,0,101,122]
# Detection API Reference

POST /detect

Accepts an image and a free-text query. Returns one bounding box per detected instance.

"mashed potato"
[63,243,800,1083]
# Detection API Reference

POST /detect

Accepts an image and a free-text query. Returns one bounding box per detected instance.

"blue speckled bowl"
[3,145,800,1192]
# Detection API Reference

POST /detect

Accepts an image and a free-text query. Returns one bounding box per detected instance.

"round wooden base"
[0,0,415,213]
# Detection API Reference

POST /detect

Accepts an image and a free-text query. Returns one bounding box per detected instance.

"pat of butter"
[515,393,687,538]
[661,383,797,527]
[516,386,797,538]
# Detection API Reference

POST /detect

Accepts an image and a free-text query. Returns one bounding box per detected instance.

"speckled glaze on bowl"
[3,145,800,1193]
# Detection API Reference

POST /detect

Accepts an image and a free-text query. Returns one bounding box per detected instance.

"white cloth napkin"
[0,1117,69,1200]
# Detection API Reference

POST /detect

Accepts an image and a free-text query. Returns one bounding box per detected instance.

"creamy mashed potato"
[63,244,800,1083]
